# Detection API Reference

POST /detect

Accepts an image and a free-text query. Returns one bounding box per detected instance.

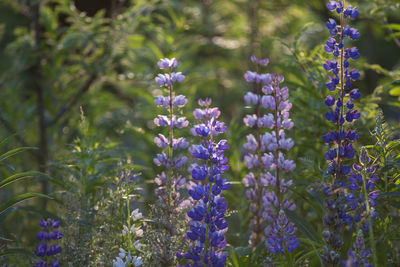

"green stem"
[253,64,263,247]
[126,196,132,253]
[204,123,214,262]
[273,79,281,210]
[361,168,378,266]
[168,69,174,211]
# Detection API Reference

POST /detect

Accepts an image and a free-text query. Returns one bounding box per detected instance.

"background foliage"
[0,0,399,266]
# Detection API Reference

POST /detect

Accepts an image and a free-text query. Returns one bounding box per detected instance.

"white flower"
[131,256,143,267]
[132,225,143,237]
[131,209,143,220]
[122,225,129,235]
[115,247,142,267]
[125,250,132,262]
[113,256,125,267]
[133,240,141,250]
[118,248,127,258]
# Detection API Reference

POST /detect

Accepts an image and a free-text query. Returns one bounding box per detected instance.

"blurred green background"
[0,0,399,264]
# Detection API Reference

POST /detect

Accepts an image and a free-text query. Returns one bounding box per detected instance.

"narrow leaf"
[0,193,53,216]
[0,147,37,162]
[0,248,37,258]
[0,171,42,188]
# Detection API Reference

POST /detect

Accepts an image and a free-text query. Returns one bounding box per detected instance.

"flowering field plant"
[0,0,399,267]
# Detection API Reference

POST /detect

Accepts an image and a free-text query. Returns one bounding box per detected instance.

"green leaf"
[380,191,400,198]
[234,246,252,258]
[0,171,42,189]
[126,35,145,49]
[0,134,17,148]
[0,147,37,162]
[0,248,38,259]
[0,193,53,216]
[389,86,400,96]
[145,40,164,60]
[385,24,400,31]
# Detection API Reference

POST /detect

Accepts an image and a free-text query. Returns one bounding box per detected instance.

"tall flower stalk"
[33,218,62,267]
[260,73,298,255]
[321,1,361,265]
[177,98,230,266]
[152,58,189,265]
[113,207,143,267]
[242,55,272,247]
[242,56,298,255]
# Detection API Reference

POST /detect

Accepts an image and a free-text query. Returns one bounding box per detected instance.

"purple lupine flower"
[344,230,372,267]
[157,57,178,69]
[153,57,190,213]
[251,55,270,66]
[260,74,298,254]
[152,58,192,265]
[321,1,362,265]
[33,218,62,267]
[266,210,300,254]
[242,56,298,253]
[345,148,379,232]
[178,99,230,266]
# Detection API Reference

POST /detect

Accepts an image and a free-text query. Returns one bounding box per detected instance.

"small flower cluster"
[321,1,361,265]
[113,248,143,267]
[346,149,379,231]
[242,56,298,254]
[113,209,143,267]
[155,58,185,86]
[33,218,62,267]
[266,210,299,254]
[344,230,372,267]
[178,98,230,266]
[153,57,189,210]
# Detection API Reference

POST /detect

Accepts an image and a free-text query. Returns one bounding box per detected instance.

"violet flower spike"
[33,218,62,267]
[178,99,230,266]
[321,1,362,265]
[343,230,372,267]
[153,57,189,207]
[242,55,298,254]
[152,58,190,265]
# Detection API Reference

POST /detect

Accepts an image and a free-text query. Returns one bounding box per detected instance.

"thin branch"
[46,74,97,127]
[248,0,260,57]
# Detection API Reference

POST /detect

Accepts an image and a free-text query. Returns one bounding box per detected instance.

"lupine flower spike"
[152,58,189,265]
[153,57,188,208]
[321,1,361,265]
[243,56,298,255]
[344,230,372,267]
[113,208,143,267]
[33,218,62,267]
[260,73,298,254]
[177,98,230,266]
[242,55,273,247]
